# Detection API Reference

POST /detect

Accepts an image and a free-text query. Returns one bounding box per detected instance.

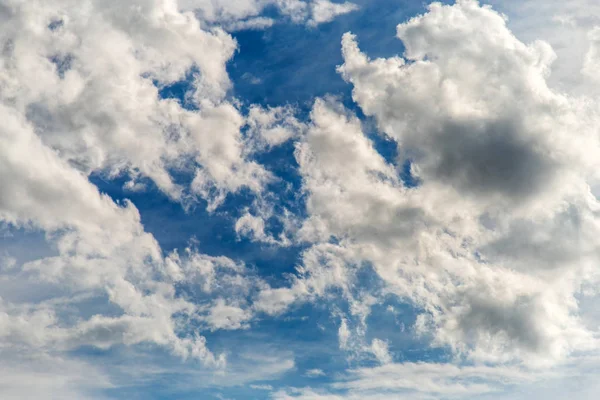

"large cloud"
[258,0,600,369]
[0,0,273,208]
[0,1,296,395]
[0,100,273,393]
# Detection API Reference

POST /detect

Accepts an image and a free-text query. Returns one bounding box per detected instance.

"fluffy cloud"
[259,0,600,369]
[0,0,291,389]
[0,0,273,208]
[0,57,246,367]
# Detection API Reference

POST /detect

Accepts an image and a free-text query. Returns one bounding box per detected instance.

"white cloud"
[369,338,392,365]
[273,388,344,400]
[0,0,319,355]
[305,368,326,377]
[338,318,350,350]
[236,211,272,243]
[246,104,305,150]
[235,206,295,246]
[334,362,542,397]
[308,0,359,26]
[257,0,600,369]
[201,298,253,331]
[273,354,600,399]
[0,0,273,208]
[0,0,291,382]
[226,16,275,31]
[0,253,16,272]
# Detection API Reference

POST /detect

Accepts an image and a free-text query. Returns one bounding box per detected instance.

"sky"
[3,0,600,399]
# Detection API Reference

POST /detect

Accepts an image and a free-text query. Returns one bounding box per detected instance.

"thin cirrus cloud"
[2,0,600,399]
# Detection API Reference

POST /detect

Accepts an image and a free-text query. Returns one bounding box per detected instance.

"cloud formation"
[264,0,600,371]
[3,0,600,398]
[0,0,297,396]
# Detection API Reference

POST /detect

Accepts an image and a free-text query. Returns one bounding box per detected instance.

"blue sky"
[3,1,600,399]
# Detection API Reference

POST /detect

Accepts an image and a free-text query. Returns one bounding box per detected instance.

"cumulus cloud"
[0,0,276,209]
[0,90,260,366]
[0,0,294,389]
[256,0,600,369]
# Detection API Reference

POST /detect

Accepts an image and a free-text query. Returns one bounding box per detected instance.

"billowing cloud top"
[2,0,600,399]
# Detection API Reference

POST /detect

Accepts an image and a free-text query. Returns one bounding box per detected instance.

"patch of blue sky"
[155,66,200,111]
[47,18,64,31]
[228,0,432,110]
[365,297,450,364]
[49,53,73,78]
[204,303,346,378]
[251,138,308,231]
[89,173,307,285]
